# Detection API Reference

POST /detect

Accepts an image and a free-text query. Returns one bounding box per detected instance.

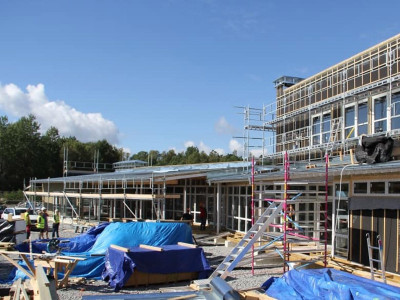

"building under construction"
[26,33,400,280]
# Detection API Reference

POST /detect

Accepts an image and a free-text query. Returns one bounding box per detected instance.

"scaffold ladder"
[366,233,386,284]
[209,201,284,280]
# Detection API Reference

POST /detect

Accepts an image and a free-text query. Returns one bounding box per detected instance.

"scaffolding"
[209,152,329,280]
[24,172,169,224]
[240,34,400,164]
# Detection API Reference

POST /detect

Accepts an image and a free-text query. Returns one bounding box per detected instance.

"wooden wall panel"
[350,209,400,274]
[385,209,398,273]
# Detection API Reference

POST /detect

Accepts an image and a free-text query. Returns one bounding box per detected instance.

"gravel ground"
[0,221,284,299]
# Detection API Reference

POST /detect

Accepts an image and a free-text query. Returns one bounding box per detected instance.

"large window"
[345,106,355,138]
[312,113,330,145]
[358,102,368,135]
[345,101,368,138]
[312,115,321,145]
[391,92,400,130]
[374,96,387,133]
[322,113,331,143]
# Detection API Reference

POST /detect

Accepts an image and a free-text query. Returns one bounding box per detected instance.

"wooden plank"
[55,255,86,261]
[110,244,130,252]
[0,253,33,280]
[139,244,163,252]
[177,242,197,248]
[31,266,56,300]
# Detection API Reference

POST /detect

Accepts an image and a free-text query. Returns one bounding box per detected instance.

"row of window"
[312,90,400,145]
[353,180,400,194]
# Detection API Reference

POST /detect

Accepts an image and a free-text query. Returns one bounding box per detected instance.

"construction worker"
[23,208,32,239]
[36,210,45,239]
[52,209,60,238]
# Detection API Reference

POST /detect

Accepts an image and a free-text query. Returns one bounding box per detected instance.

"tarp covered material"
[14,222,194,279]
[262,268,400,299]
[355,135,394,164]
[15,222,110,253]
[102,245,212,291]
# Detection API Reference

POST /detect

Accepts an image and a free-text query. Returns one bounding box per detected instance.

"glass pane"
[374,120,387,132]
[354,182,367,193]
[358,124,368,135]
[322,133,330,143]
[392,92,400,116]
[322,114,331,132]
[313,116,321,134]
[374,96,387,119]
[392,116,400,130]
[345,106,355,127]
[388,181,400,194]
[370,182,385,194]
[358,102,368,123]
[335,183,349,196]
[313,135,320,145]
[345,127,355,138]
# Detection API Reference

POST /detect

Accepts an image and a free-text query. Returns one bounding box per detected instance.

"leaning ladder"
[209,201,284,280]
[366,233,386,284]
[326,118,342,154]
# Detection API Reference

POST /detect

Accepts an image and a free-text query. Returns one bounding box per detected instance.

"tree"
[185,146,201,164]
[130,151,148,162]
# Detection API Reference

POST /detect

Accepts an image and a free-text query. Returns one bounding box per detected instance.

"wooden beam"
[0,253,33,279]
[110,244,130,252]
[177,242,197,248]
[139,244,163,252]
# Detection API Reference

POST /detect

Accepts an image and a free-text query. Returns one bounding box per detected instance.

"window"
[374,96,387,133]
[312,116,321,145]
[358,102,368,135]
[322,114,331,143]
[312,113,331,145]
[345,102,368,138]
[388,181,400,194]
[345,106,355,138]
[370,182,385,194]
[391,92,400,130]
[354,182,368,194]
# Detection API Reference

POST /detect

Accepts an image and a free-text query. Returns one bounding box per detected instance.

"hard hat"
[41,207,46,211]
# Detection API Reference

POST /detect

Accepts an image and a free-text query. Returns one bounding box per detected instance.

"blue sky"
[1,1,399,157]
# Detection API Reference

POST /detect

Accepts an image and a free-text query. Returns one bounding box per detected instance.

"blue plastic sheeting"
[15,222,110,253]
[87,222,193,256]
[262,268,400,300]
[13,222,193,280]
[102,245,212,291]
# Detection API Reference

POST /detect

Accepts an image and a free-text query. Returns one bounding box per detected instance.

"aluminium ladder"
[366,233,386,284]
[209,201,284,280]
[326,118,342,154]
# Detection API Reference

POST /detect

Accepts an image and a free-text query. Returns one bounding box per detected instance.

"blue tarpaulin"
[102,244,212,291]
[15,222,110,253]
[13,222,194,280]
[262,268,400,300]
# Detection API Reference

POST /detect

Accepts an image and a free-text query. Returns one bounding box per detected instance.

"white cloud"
[229,139,244,156]
[184,141,195,148]
[250,149,265,158]
[198,141,211,154]
[215,116,236,135]
[0,83,119,144]
[213,148,225,155]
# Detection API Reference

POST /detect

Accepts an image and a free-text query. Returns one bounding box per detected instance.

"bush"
[2,190,24,204]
